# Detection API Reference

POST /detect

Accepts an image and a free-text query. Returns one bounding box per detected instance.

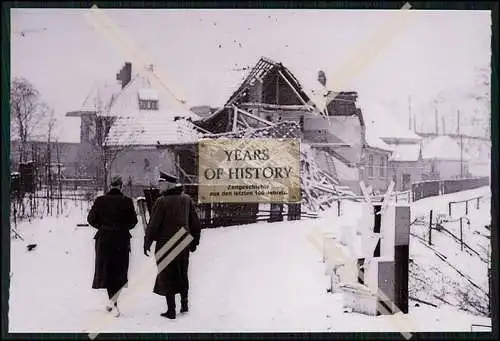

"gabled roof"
[67,80,122,117]
[422,135,470,161]
[224,56,324,114]
[364,128,394,152]
[106,69,198,119]
[104,111,201,147]
[356,99,422,143]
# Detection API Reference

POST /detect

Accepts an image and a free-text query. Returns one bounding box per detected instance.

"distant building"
[357,100,425,192]
[10,138,80,177]
[421,135,470,180]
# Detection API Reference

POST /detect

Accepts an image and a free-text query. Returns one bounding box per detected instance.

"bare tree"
[10,78,47,165]
[85,87,118,192]
[44,109,57,215]
[87,86,140,193]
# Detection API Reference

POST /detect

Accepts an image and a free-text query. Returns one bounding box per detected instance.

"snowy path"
[9,192,491,333]
[9,206,339,333]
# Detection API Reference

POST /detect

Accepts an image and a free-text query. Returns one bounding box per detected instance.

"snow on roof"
[422,135,471,161]
[138,88,159,101]
[389,143,421,162]
[80,80,122,113]
[356,98,422,142]
[107,70,198,119]
[105,111,201,147]
[363,125,394,152]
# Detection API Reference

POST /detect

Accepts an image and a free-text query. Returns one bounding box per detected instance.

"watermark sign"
[198,138,301,204]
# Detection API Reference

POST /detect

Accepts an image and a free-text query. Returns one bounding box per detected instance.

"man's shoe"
[105,299,115,312]
[110,304,121,317]
[161,310,176,319]
[180,299,188,313]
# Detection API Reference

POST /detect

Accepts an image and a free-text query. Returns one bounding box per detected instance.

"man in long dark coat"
[87,175,138,317]
[143,172,201,319]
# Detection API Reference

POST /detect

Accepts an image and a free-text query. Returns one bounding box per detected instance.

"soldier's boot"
[180,290,189,313]
[180,298,188,313]
[161,295,176,319]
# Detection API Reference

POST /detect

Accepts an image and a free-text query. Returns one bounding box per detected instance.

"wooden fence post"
[337,200,341,217]
[477,197,480,210]
[449,202,452,216]
[428,210,433,245]
[465,201,469,215]
[460,217,464,251]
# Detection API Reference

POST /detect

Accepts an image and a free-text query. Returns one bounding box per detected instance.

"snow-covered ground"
[9,187,492,333]
[408,186,491,317]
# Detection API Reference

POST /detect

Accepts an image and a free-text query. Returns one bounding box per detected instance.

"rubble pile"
[206,120,357,213]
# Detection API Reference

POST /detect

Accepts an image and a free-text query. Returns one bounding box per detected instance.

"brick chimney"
[317,70,327,87]
[116,62,132,89]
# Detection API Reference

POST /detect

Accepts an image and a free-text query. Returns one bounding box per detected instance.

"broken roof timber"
[236,107,275,126]
[309,142,353,148]
[277,69,314,111]
[225,57,316,113]
[238,102,311,111]
[226,57,277,107]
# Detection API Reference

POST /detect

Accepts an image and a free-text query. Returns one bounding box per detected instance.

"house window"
[402,173,411,191]
[379,155,388,178]
[144,158,151,171]
[368,155,374,178]
[139,99,159,110]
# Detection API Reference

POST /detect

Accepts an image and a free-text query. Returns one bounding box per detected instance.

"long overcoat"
[144,186,201,296]
[87,188,138,289]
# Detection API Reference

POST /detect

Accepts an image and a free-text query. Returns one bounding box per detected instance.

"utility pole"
[408,96,412,131]
[435,107,439,135]
[434,98,439,135]
[457,109,463,178]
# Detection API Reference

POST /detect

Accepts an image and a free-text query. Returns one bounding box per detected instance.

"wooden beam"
[235,107,275,126]
[277,70,315,111]
[309,142,353,148]
[185,121,212,134]
[238,102,312,111]
[238,114,251,128]
[232,105,239,132]
[175,162,195,184]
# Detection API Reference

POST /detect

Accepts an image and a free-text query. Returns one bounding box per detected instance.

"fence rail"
[448,195,485,216]
[412,177,489,202]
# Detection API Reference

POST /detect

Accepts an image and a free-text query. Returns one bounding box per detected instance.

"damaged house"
[194,57,394,196]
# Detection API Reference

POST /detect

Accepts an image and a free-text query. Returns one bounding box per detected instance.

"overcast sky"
[11,8,491,142]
